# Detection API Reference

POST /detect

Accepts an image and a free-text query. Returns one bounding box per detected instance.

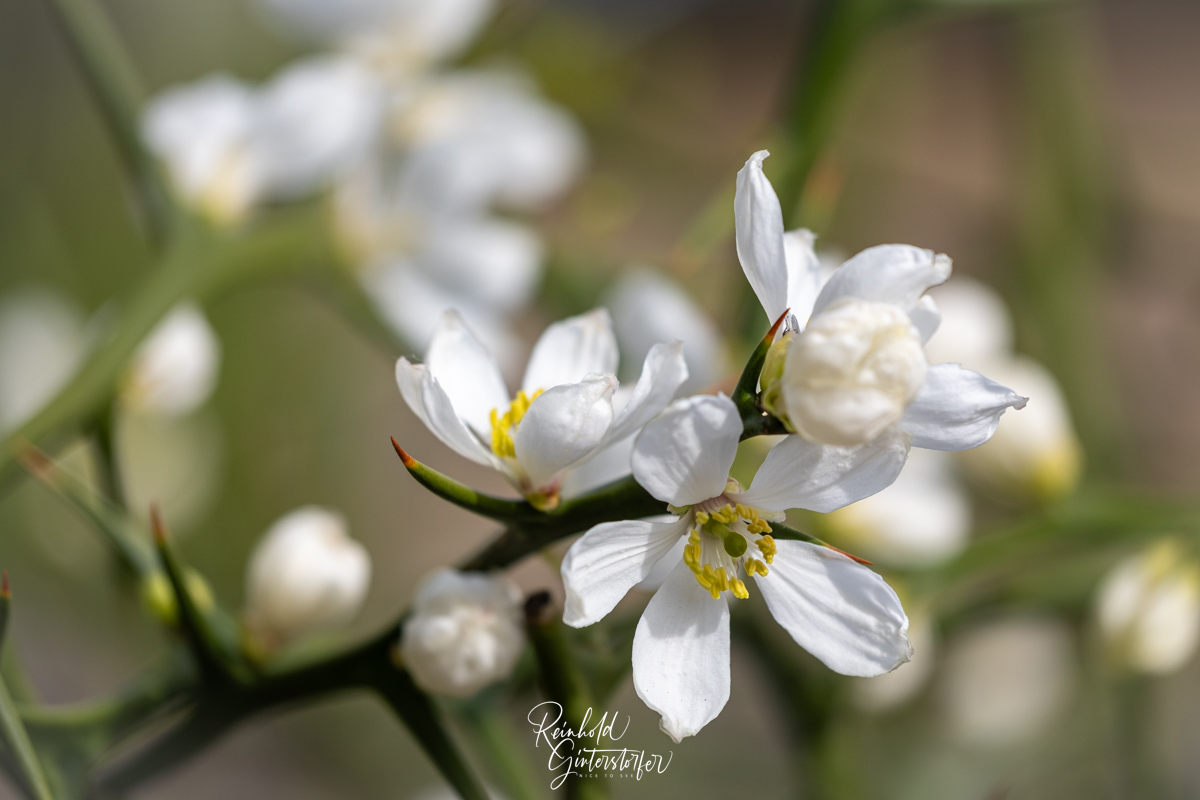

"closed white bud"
[400,569,525,698]
[1096,540,1200,676]
[957,356,1082,503]
[780,298,927,447]
[923,277,1013,367]
[0,289,87,432]
[123,303,221,417]
[243,507,371,653]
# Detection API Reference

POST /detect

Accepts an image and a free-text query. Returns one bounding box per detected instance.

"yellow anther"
[488,389,544,458]
[731,578,748,599]
[695,511,710,524]
[710,505,737,525]
[756,535,776,564]
[746,558,769,578]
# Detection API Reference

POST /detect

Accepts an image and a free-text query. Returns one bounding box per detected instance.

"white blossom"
[395,308,687,510]
[121,303,221,417]
[243,506,371,652]
[1096,540,1200,675]
[561,394,913,741]
[737,150,1026,451]
[400,569,525,698]
[0,288,87,432]
[851,611,936,712]
[143,57,382,223]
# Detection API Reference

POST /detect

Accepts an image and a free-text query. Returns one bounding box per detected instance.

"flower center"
[681,491,779,600]
[488,389,544,459]
[780,298,926,447]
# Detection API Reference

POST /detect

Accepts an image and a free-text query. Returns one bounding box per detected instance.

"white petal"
[736,428,911,514]
[783,228,823,325]
[521,309,619,393]
[395,359,495,468]
[425,310,510,438]
[813,244,952,316]
[514,375,617,491]
[900,363,1027,451]
[631,394,741,507]
[607,341,689,443]
[632,562,731,742]
[418,217,542,311]
[735,151,789,322]
[561,515,691,628]
[910,295,941,344]
[756,541,912,677]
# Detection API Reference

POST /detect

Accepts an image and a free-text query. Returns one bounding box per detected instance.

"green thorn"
[390,438,538,522]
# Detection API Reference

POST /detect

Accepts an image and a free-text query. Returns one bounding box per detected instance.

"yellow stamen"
[756,535,776,564]
[488,389,545,459]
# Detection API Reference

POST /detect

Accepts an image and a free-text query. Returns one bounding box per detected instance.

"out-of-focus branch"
[0,581,58,800]
[43,0,176,244]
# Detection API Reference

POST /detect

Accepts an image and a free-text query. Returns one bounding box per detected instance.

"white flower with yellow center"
[737,150,1025,451]
[395,308,687,511]
[561,394,913,741]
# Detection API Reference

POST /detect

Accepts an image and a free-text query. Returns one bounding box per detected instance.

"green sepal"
[391,439,540,523]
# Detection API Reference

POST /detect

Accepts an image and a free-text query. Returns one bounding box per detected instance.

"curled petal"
[910,295,941,344]
[514,374,617,491]
[521,309,619,393]
[735,151,790,323]
[631,395,741,507]
[633,562,731,742]
[736,428,911,514]
[813,244,951,316]
[561,515,691,628]
[755,541,912,677]
[425,310,510,438]
[783,228,823,325]
[608,341,689,443]
[395,359,497,468]
[900,363,1027,451]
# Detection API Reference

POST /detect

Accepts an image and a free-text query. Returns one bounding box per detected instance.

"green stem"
[44,0,176,244]
[391,440,539,523]
[461,705,547,800]
[0,590,56,800]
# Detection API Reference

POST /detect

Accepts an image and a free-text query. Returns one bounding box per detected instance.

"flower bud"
[141,568,216,625]
[1095,540,1200,676]
[242,507,371,654]
[122,303,221,417]
[957,356,1082,503]
[399,569,525,698]
[780,299,926,446]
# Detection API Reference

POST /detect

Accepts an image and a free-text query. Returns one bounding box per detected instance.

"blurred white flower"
[122,303,221,417]
[256,0,495,74]
[243,506,371,653]
[737,151,1025,451]
[605,269,729,394]
[119,411,223,536]
[1096,540,1200,675]
[823,448,971,568]
[852,611,936,712]
[143,57,382,223]
[396,309,687,510]
[562,394,913,741]
[938,617,1075,747]
[0,288,87,432]
[923,276,1014,367]
[399,569,525,698]
[958,356,1083,503]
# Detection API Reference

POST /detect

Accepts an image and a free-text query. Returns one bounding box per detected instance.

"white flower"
[143,57,382,223]
[851,611,936,712]
[399,569,525,698]
[561,394,913,741]
[1095,540,1200,675]
[243,506,372,652]
[122,303,221,417]
[823,448,971,568]
[736,150,1026,450]
[938,617,1074,747]
[924,278,1082,502]
[0,288,87,432]
[605,269,729,394]
[395,308,688,510]
[255,0,495,74]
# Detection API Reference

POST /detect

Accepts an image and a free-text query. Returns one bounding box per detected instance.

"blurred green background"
[2,0,1200,797]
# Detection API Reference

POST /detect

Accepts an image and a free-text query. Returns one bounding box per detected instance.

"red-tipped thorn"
[826,545,873,566]
[15,443,54,481]
[149,503,167,544]
[1,571,9,600]
[390,437,417,469]
[766,307,791,341]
